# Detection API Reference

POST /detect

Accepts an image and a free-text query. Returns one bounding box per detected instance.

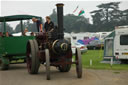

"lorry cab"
[114,26,128,59]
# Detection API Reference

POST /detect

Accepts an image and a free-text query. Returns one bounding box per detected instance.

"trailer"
[104,26,128,63]
[0,15,42,70]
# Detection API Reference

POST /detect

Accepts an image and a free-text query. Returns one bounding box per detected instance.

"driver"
[32,17,43,32]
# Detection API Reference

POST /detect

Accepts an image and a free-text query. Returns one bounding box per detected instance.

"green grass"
[81,50,128,70]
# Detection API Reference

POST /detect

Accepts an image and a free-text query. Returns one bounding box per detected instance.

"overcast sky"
[1,0,128,28]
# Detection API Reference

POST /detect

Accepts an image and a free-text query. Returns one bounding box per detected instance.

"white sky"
[1,0,128,28]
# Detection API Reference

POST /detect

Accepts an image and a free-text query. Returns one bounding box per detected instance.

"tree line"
[0,2,128,33]
[50,2,128,32]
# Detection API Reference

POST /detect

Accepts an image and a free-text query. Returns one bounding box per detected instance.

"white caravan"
[114,26,128,59]
[104,26,128,62]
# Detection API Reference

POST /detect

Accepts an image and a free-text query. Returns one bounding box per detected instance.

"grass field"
[81,50,128,70]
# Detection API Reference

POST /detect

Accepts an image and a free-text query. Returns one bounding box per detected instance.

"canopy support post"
[4,19,6,34]
[20,20,24,35]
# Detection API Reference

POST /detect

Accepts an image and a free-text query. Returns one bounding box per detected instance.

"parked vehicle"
[104,26,128,63]
[72,42,87,54]
[75,43,88,53]
[87,40,104,50]
[0,15,42,70]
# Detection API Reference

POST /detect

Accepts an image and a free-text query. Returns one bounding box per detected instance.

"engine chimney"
[56,3,64,39]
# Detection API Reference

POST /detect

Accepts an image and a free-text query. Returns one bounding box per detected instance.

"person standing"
[44,16,54,32]
[32,17,43,32]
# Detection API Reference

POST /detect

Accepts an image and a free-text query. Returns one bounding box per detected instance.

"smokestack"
[56,3,64,39]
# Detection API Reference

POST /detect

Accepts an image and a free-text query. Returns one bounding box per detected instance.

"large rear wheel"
[0,58,9,70]
[75,48,82,78]
[26,40,40,74]
[45,49,50,80]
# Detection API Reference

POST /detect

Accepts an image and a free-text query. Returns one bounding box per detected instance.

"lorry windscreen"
[120,35,128,45]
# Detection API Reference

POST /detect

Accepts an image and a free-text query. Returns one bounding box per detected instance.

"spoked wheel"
[0,58,9,70]
[75,48,82,78]
[26,40,40,74]
[58,59,72,72]
[45,49,50,80]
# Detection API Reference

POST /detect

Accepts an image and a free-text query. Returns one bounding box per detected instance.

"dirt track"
[0,64,128,85]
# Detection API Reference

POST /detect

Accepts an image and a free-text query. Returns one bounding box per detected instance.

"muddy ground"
[0,64,128,85]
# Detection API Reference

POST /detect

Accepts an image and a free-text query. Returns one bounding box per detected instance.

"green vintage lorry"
[0,15,42,70]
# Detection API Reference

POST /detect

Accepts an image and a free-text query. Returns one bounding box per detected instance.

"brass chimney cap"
[56,3,64,7]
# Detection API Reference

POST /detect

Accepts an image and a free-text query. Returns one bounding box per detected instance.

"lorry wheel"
[1,64,9,70]
[33,40,40,72]
[58,64,71,72]
[75,48,82,78]
[45,49,50,80]
[26,40,40,74]
[0,58,9,70]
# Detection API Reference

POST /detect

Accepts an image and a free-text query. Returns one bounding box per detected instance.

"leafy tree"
[14,22,38,33]
[14,2,128,33]
[50,9,57,25]
[0,22,14,33]
[14,19,44,33]
[14,22,26,33]
[90,2,128,32]
[97,2,120,23]
[50,9,90,33]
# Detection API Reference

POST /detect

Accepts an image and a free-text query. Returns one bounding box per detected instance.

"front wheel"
[45,49,50,80]
[75,48,82,78]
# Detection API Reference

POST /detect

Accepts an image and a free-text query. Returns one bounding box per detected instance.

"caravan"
[104,26,128,63]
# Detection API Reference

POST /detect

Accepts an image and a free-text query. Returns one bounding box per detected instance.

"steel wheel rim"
[26,42,32,73]
[45,49,50,80]
[75,48,82,78]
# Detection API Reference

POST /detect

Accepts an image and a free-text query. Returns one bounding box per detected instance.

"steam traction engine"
[26,3,82,80]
